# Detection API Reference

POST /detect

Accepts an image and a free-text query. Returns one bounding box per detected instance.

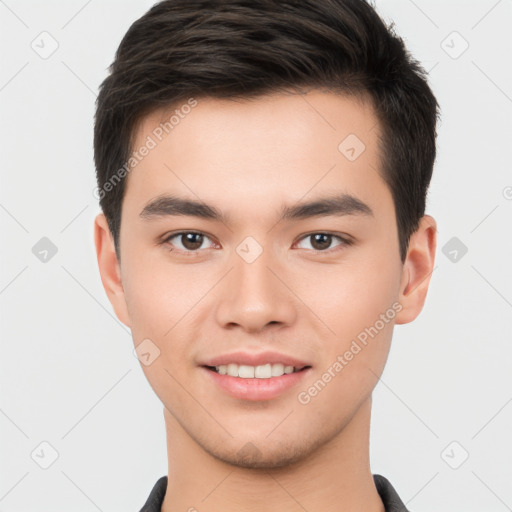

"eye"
[162,231,217,254]
[161,230,353,256]
[294,232,352,253]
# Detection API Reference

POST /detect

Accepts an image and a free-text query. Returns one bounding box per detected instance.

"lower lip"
[202,366,311,401]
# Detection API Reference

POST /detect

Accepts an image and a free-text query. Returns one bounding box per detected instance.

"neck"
[161,396,384,512]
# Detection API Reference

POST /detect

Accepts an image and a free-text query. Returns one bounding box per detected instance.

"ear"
[395,215,437,325]
[93,212,131,328]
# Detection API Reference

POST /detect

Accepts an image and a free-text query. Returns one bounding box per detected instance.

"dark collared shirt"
[138,474,410,511]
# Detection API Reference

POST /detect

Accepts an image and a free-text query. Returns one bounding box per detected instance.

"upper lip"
[201,350,311,368]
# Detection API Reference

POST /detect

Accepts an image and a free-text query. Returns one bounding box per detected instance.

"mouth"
[203,363,311,378]
[201,363,312,401]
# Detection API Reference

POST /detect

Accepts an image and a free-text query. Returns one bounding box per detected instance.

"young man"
[93,1,438,510]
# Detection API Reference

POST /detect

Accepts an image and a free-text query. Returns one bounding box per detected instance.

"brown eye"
[295,233,351,252]
[162,231,216,254]
[309,233,333,251]
[180,232,204,250]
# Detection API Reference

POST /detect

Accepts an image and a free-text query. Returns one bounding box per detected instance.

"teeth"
[254,364,271,378]
[213,363,303,378]
[238,365,255,378]
[271,363,284,376]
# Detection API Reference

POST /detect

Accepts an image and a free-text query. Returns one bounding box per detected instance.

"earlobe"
[395,215,437,325]
[93,213,131,327]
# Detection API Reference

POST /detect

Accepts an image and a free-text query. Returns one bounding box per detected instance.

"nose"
[214,245,297,334]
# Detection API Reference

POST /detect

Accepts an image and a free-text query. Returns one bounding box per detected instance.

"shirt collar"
[139,473,410,512]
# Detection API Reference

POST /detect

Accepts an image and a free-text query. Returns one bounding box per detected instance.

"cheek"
[293,254,401,405]
[121,257,202,402]
[122,253,217,356]
[297,257,401,340]
[120,244,214,386]
[295,272,397,420]
[121,254,183,341]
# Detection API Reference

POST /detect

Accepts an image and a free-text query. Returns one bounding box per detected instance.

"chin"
[205,436,321,470]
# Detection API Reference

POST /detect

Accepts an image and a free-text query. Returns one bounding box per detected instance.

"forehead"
[123,90,389,224]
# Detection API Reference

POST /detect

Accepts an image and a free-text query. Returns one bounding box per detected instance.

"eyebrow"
[139,193,373,224]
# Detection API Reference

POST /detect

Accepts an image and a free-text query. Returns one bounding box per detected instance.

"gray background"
[1,0,511,510]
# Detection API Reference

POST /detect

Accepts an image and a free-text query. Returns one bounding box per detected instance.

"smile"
[206,363,308,379]
[202,364,312,401]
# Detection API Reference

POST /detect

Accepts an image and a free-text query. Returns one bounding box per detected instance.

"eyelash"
[160,230,353,257]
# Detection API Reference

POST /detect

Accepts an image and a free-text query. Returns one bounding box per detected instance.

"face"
[95,89,434,469]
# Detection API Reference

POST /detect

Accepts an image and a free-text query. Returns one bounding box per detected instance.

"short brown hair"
[94,0,440,263]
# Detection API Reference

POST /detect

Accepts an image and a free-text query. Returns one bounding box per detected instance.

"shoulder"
[138,475,168,512]
[373,474,411,512]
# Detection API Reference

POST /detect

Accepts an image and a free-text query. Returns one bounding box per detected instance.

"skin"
[94,89,436,512]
